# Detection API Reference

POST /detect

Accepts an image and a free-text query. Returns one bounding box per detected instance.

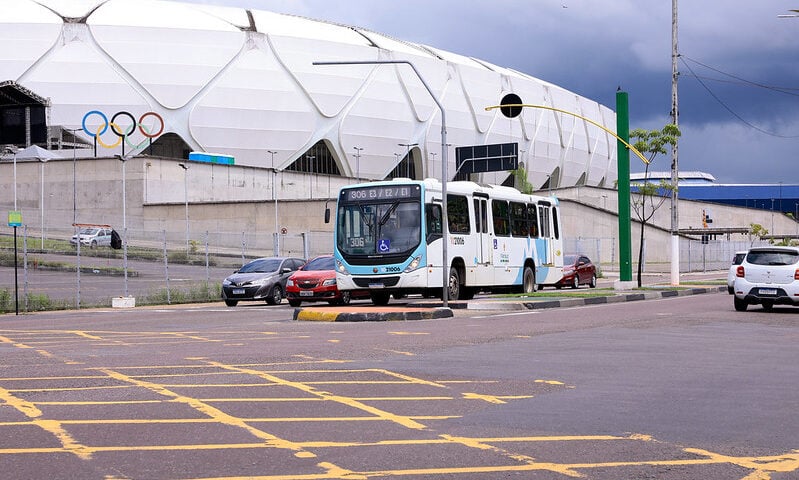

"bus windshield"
[337,200,421,256]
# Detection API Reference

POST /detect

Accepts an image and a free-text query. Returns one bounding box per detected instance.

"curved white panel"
[0,1,62,81]
[90,0,244,109]
[190,47,316,169]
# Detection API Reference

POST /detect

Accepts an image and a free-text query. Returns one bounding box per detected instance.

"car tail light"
[736,266,745,278]
[795,269,799,280]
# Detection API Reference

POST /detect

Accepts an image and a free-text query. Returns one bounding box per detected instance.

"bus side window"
[527,204,539,237]
[552,206,560,240]
[447,194,470,234]
[425,204,442,240]
[492,200,510,236]
[510,201,527,237]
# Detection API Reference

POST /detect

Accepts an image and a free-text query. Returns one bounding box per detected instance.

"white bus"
[330,178,564,305]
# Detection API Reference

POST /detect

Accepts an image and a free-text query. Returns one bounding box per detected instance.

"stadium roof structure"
[1,0,619,190]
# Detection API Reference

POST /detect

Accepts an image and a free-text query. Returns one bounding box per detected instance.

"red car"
[553,254,597,289]
[285,255,369,306]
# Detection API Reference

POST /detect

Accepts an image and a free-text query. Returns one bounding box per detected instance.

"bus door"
[538,202,554,265]
[471,195,493,284]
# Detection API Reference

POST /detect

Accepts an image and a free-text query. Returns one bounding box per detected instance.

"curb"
[294,307,454,322]
[414,286,727,312]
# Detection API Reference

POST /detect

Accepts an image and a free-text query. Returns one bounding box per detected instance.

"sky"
[183,0,799,184]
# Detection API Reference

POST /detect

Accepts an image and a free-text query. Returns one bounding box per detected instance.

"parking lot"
[1,293,797,479]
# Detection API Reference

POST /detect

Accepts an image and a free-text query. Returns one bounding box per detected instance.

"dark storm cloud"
[186,0,799,183]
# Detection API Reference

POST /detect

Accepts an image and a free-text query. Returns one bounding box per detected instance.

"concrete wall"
[1,156,795,264]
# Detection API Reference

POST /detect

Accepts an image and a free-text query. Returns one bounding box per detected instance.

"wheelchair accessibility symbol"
[378,239,391,253]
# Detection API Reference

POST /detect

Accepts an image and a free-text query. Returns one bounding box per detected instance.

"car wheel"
[733,296,747,312]
[224,299,238,307]
[572,275,579,289]
[727,286,734,294]
[447,266,461,301]
[392,292,406,300]
[555,284,562,290]
[338,291,351,306]
[266,285,283,305]
[90,240,97,249]
[370,291,391,306]
[522,266,537,294]
[762,301,774,312]
[589,274,597,288]
[288,299,302,307]
[537,284,544,290]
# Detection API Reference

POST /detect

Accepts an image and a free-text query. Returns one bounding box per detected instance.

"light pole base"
[112,296,136,308]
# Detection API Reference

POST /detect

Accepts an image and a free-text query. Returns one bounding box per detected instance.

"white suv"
[733,246,799,311]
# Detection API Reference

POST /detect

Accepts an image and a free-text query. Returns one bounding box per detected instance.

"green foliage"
[512,166,535,194]
[630,124,681,165]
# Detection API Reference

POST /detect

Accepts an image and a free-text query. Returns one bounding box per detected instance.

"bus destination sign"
[342,185,420,202]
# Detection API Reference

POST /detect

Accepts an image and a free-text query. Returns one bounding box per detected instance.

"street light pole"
[116,155,130,296]
[40,158,48,249]
[353,146,363,181]
[268,150,279,255]
[178,163,189,254]
[313,59,450,307]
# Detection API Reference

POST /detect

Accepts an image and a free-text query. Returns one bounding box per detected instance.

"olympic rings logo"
[82,110,165,150]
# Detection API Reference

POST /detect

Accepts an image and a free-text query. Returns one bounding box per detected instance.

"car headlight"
[223,279,232,286]
[286,278,295,287]
[322,278,337,286]
[404,255,422,273]
[335,259,349,275]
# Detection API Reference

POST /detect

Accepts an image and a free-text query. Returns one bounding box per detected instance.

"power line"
[679,55,799,138]
[681,55,799,95]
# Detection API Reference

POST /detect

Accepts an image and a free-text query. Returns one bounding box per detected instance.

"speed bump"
[293,306,453,322]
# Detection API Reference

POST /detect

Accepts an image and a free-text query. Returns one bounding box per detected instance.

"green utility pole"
[616,90,633,281]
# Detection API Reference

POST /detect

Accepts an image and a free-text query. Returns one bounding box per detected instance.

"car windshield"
[747,250,799,266]
[80,228,99,235]
[564,255,578,265]
[238,258,281,273]
[303,256,335,271]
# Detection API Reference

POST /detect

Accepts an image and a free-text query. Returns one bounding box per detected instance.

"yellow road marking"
[201,361,429,430]
[0,386,92,460]
[98,368,314,457]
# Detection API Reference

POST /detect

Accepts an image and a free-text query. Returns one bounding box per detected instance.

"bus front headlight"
[404,255,422,273]
[335,259,349,275]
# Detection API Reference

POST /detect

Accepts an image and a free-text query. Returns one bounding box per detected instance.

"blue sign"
[378,239,391,253]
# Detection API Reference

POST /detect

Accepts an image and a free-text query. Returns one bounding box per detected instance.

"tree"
[513,165,535,195]
[630,124,681,287]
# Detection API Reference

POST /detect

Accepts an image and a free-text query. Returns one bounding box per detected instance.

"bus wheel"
[448,267,461,300]
[523,266,537,294]
[370,291,391,306]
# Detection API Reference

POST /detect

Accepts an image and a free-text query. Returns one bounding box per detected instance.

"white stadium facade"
[0,0,623,257]
[2,0,617,188]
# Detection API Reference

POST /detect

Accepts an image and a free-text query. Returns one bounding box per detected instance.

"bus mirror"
[324,207,331,224]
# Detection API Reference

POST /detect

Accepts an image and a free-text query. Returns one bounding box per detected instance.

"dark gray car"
[221,256,305,306]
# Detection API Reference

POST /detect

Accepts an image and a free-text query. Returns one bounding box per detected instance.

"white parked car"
[733,246,799,311]
[70,227,112,248]
[727,251,747,294]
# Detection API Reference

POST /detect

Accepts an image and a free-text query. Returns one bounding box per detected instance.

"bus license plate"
[233,289,245,295]
[759,288,777,296]
[300,291,314,296]
[369,283,385,289]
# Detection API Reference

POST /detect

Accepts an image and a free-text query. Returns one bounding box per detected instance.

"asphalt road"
[0,292,796,479]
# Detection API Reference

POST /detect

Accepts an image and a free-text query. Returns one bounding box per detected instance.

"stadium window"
[286,140,342,176]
